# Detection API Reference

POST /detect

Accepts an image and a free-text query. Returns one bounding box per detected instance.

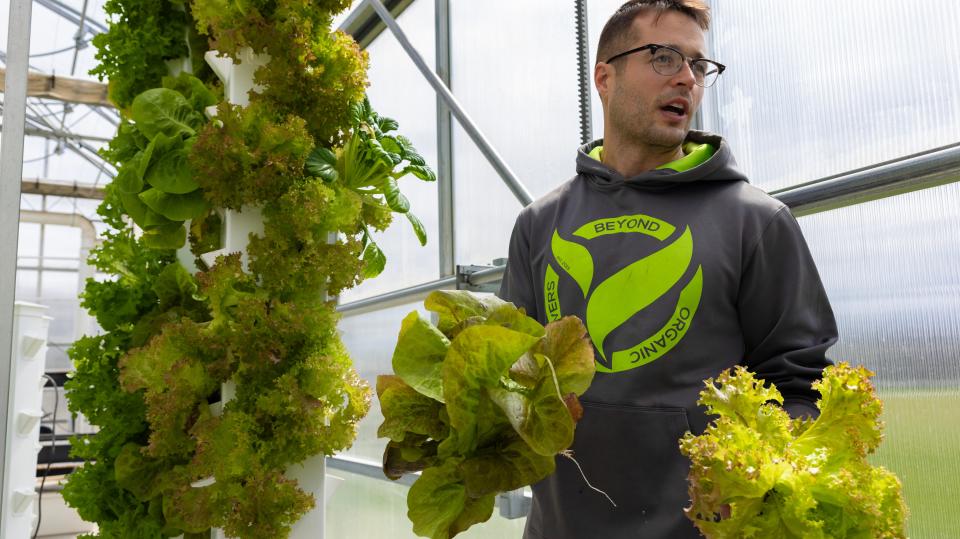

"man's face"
[597,11,706,150]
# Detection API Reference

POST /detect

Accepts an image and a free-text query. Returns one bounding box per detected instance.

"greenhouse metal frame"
[1,0,959,536]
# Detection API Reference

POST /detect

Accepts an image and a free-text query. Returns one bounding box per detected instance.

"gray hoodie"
[497,131,837,539]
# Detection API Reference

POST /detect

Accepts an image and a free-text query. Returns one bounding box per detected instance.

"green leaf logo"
[586,226,694,363]
[551,229,593,298]
[604,265,703,372]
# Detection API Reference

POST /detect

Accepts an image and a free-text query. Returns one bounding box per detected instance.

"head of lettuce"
[680,362,908,538]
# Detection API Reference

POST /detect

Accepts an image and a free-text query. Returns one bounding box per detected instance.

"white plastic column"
[1,302,52,539]
[200,49,333,539]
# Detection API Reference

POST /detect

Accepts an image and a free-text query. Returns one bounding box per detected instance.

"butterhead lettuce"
[377,291,595,539]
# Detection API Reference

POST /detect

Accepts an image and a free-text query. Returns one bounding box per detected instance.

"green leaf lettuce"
[679,363,908,539]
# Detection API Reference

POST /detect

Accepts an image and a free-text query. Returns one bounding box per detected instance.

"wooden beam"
[21,178,105,200]
[0,67,113,108]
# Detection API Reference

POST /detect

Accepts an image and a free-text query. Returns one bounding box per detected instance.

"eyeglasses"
[605,44,726,88]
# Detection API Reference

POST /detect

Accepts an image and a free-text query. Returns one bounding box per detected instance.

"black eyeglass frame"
[605,43,726,87]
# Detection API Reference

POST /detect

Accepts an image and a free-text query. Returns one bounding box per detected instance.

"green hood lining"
[588,141,716,173]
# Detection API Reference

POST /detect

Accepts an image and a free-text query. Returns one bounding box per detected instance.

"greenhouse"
[1,0,958,537]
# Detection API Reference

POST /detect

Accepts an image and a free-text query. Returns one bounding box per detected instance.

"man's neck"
[600,134,685,177]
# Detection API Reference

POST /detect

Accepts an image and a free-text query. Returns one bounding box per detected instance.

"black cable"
[33,374,59,539]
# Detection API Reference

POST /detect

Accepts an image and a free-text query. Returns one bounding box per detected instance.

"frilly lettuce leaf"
[793,362,884,458]
[114,442,176,502]
[698,365,786,434]
[680,363,908,539]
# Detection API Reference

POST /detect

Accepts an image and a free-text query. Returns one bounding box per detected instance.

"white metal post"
[0,0,34,534]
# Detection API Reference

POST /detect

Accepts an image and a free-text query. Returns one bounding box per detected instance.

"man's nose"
[671,61,697,87]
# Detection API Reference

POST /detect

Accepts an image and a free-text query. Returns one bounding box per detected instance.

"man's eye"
[692,62,709,75]
[653,54,676,65]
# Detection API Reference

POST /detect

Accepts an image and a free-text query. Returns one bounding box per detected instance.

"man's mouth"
[659,98,690,120]
[661,105,686,118]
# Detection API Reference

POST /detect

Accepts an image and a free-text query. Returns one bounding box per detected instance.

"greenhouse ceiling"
[0,0,385,200]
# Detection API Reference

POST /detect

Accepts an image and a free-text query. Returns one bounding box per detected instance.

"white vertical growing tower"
[195,48,340,539]
[1,303,51,538]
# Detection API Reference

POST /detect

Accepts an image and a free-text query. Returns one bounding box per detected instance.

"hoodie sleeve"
[497,211,539,319]
[738,206,837,418]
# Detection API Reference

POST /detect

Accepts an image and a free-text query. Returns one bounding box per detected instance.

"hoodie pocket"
[526,401,700,539]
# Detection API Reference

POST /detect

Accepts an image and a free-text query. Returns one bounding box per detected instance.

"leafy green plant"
[69,0,436,536]
[63,184,209,538]
[190,101,313,211]
[377,291,596,539]
[191,0,367,144]
[104,73,217,250]
[91,0,213,110]
[246,180,368,301]
[306,96,436,277]
[190,0,352,58]
[680,363,908,539]
[105,253,370,536]
[252,28,368,144]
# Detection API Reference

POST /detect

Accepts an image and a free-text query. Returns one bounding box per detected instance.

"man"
[496,1,838,537]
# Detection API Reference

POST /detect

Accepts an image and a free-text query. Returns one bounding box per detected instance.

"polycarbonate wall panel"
[708,0,960,192]
[586,0,641,140]
[339,301,434,462]
[15,219,87,372]
[450,1,581,266]
[339,0,441,303]
[327,470,526,538]
[798,184,960,538]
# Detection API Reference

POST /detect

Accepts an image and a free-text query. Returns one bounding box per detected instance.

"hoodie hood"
[576,130,749,191]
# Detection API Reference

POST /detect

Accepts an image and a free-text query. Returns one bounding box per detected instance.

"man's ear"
[595,62,613,103]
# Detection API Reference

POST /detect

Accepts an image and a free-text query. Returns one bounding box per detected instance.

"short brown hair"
[596,1,711,66]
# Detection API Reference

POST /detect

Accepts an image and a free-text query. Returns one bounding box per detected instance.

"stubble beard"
[613,99,688,152]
